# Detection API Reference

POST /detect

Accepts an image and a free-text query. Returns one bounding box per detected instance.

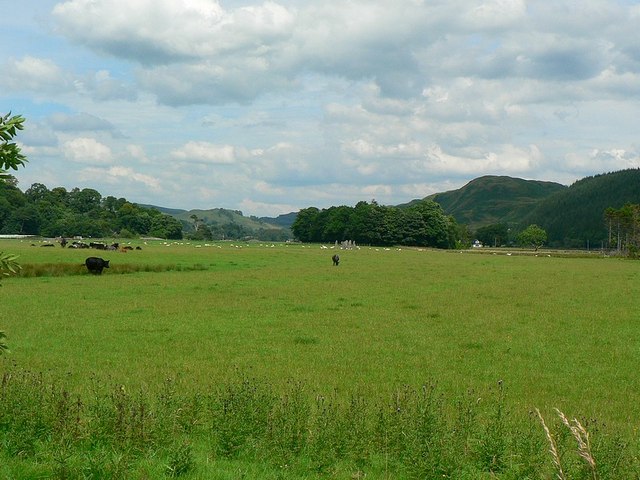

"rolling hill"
[399,170,640,246]
[524,169,640,247]
[142,169,640,247]
[400,175,566,230]
[137,204,294,240]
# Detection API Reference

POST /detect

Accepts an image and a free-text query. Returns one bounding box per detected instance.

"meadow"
[1,238,639,478]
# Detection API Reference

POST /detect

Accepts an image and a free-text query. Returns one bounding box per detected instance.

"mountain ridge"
[400,175,566,230]
[139,169,640,246]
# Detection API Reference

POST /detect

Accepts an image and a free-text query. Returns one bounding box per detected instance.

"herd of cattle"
[64,239,141,251]
[35,238,143,275]
[37,239,342,275]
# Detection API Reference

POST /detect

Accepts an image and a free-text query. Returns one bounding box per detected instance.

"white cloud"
[5,0,640,215]
[49,112,116,133]
[464,0,527,29]
[170,142,243,165]
[78,165,161,190]
[63,138,113,165]
[53,0,294,62]
[253,181,284,195]
[79,70,137,101]
[566,148,640,172]
[106,166,161,189]
[126,145,150,164]
[239,198,296,217]
[0,56,71,94]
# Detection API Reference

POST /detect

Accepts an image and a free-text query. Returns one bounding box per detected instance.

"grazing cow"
[85,257,110,275]
[332,254,340,266]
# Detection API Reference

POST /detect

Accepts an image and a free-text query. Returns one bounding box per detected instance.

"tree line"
[0,180,183,240]
[605,203,640,256]
[523,169,640,248]
[291,200,467,248]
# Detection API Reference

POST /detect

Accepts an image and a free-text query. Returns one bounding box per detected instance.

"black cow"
[332,254,340,266]
[85,257,110,275]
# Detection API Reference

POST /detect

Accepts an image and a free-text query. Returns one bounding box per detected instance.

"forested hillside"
[0,181,183,239]
[397,171,640,249]
[0,180,291,241]
[408,175,566,230]
[169,208,290,241]
[524,169,640,248]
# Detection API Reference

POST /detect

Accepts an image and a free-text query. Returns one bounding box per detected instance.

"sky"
[2,0,640,217]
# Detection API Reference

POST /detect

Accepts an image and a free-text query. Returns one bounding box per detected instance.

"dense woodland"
[291,199,466,248]
[0,180,183,239]
[524,169,640,248]
[0,179,291,241]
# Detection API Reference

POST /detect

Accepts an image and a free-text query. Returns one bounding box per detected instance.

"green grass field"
[1,239,639,478]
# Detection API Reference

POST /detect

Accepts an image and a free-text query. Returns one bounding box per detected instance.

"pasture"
[1,238,640,478]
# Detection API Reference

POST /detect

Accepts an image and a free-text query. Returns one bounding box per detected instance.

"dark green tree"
[348,201,384,245]
[68,187,102,214]
[0,181,27,232]
[604,203,640,255]
[102,195,127,214]
[24,182,50,203]
[291,207,320,242]
[517,224,547,251]
[475,223,509,247]
[149,214,183,239]
[380,206,403,245]
[7,204,40,234]
[399,207,426,245]
[117,202,152,235]
[321,205,352,242]
[189,223,213,241]
[407,200,456,248]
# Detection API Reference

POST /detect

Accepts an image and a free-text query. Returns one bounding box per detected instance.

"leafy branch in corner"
[0,112,27,180]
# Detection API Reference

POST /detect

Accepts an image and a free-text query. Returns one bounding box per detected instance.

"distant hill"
[524,169,640,248]
[137,205,293,241]
[136,204,188,215]
[139,169,640,247]
[175,208,285,231]
[260,211,297,229]
[400,175,566,230]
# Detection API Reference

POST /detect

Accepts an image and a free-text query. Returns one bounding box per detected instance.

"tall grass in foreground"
[16,262,209,277]
[1,364,636,479]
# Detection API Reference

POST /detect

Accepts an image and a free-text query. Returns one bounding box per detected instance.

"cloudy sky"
[2,1,639,216]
